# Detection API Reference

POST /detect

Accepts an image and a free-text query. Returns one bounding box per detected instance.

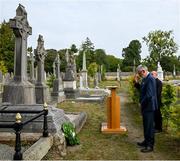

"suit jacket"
[155,78,162,108]
[140,73,158,114]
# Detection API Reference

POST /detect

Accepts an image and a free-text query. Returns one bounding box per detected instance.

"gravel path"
[119,92,164,160]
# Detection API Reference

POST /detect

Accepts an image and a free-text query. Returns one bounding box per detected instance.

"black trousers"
[142,111,155,148]
[154,108,162,130]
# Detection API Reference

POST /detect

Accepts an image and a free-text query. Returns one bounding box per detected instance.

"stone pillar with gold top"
[101,86,126,133]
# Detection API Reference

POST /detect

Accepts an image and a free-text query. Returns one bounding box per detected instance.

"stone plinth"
[3,80,35,105]
[35,83,48,104]
[81,70,88,88]
[0,104,69,133]
[51,79,65,102]
[51,54,65,103]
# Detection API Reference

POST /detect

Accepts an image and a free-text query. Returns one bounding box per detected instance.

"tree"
[44,49,57,73]
[160,55,180,72]
[121,40,142,72]
[88,62,98,78]
[80,37,95,51]
[76,37,95,71]
[94,49,107,66]
[105,55,122,72]
[0,21,14,72]
[70,44,78,54]
[143,30,178,70]
[0,60,7,74]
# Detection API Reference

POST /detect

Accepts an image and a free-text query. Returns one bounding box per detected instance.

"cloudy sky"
[0,0,180,58]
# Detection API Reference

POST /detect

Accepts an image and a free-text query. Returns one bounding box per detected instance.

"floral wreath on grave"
[61,122,80,146]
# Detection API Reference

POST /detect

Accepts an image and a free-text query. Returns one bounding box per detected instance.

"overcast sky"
[0,0,180,58]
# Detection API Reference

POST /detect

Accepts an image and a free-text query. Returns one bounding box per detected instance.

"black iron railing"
[0,103,49,160]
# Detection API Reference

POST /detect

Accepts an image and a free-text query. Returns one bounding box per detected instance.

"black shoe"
[137,141,146,147]
[141,146,153,153]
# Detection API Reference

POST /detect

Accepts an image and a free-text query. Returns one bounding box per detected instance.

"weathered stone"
[63,50,78,99]
[34,35,48,104]
[51,53,65,102]
[157,62,163,81]
[0,104,70,133]
[29,50,35,83]
[2,4,35,105]
[81,50,88,88]
[23,135,53,160]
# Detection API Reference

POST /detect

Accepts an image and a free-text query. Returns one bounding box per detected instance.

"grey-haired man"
[134,65,158,153]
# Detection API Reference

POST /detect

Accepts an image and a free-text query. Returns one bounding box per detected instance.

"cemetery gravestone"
[34,35,48,104]
[2,4,35,104]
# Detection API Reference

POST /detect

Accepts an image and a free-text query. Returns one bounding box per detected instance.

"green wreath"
[61,122,80,146]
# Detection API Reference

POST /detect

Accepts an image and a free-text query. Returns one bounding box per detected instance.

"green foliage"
[161,55,180,72]
[143,30,178,71]
[161,83,177,131]
[101,65,106,81]
[76,37,122,72]
[0,60,7,74]
[122,40,142,72]
[128,76,140,103]
[105,55,122,72]
[76,38,95,71]
[169,104,180,133]
[88,62,98,78]
[94,49,107,65]
[61,122,80,146]
[70,44,78,53]
[80,37,95,51]
[45,49,57,73]
[0,21,14,72]
[46,74,55,88]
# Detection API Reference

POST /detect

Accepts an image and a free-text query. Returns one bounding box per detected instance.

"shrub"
[162,83,177,131]
[46,74,55,88]
[128,76,140,104]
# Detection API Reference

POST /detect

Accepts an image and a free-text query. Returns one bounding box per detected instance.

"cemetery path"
[119,92,165,160]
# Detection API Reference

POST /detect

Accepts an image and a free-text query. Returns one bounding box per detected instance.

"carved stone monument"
[29,50,35,83]
[81,50,88,88]
[34,35,48,104]
[51,53,65,102]
[2,4,35,104]
[0,4,79,138]
[157,62,163,81]
[63,50,79,98]
[117,64,121,81]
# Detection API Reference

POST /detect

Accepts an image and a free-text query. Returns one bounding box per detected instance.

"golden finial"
[16,113,22,123]
[43,102,48,110]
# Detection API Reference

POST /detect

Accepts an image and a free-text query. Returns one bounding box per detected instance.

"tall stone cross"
[9,4,32,81]
[34,35,47,84]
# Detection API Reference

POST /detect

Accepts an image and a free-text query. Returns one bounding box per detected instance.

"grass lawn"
[44,80,180,160]
[45,101,138,160]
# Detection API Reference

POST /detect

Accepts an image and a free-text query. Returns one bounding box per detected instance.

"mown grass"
[44,80,180,160]
[51,101,138,160]
[124,92,180,160]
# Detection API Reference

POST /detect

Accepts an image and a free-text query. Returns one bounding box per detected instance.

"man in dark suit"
[134,65,158,153]
[151,71,163,132]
